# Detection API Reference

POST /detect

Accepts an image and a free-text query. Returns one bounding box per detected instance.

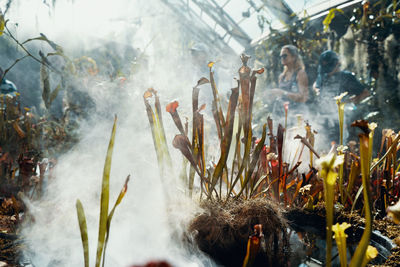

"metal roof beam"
[260,0,297,25]
[160,0,236,54]
[191,0,252,49]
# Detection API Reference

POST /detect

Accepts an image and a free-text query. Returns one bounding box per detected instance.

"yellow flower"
[332,222,351,267]
[316,153,344,186]
[317,152,344,267]
[361,245,378,266]
[317,153,344,170]
[368,122,377,131]
[334,91,348,103]
[332,222,351,237]
[366,245,378,260]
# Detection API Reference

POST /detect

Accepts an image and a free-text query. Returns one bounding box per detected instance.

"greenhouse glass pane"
[286,0,357,15]
[223,0,252,22]
[239,15,263,40]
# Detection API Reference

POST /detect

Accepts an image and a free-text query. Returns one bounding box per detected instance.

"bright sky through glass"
[184,0,355,53]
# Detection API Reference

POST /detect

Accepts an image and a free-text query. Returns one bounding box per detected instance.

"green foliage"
[317,152,344,267]
[0,10,4,36]
[323,8,344,32]
[102,175,130,267]
[144,57,312,204]
[336,93,347,204]
[76,199,89,267]
[76,117,130,267]
[349,122,373,267]
[143,88,172,175]
[95,116,117,267]
[164,59,269,200]
[332,222,351,267]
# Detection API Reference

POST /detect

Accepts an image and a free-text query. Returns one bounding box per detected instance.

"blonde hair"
[281,45,305,77]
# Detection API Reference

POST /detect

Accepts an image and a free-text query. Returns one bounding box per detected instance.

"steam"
[22,105,209,266]
[4,0,233,266]
[4,1,338,265]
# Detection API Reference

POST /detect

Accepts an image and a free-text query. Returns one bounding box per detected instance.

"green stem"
[349,134,372,267]
[324,172,335,267]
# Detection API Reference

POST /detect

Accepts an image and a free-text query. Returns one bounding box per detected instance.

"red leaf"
[351,119,370,135]
[166,101,179,113]
[255,68,264,74]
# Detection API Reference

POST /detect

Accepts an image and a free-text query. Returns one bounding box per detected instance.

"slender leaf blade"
[102,175,130,267]
[76,199,89,267]
[95,116,117,267]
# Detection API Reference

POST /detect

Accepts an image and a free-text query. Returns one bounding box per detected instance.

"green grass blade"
[95,116,117,267]
[143,92,162,164]
[153,106,172,166]
[143,89,172,169]
[76,199,89,267]
[102,175,130,267]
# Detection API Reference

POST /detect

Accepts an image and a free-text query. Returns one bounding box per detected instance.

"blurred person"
[269,45,309,105]
[0,67,18,97]
[313,50,369,104]
[312,50,370,144]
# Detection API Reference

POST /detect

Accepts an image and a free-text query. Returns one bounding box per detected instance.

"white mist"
[4,0,225,266]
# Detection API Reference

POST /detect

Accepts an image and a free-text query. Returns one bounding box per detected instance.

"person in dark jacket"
[313,50,369,105]
[313,50,370,144]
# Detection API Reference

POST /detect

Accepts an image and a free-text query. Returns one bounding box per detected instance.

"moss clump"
[188,198,289,267]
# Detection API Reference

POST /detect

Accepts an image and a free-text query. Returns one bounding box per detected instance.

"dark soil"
[337,211,400,267]
[0,197,24,267]
[187,198,290,267]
